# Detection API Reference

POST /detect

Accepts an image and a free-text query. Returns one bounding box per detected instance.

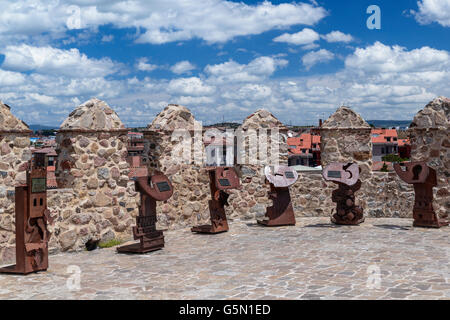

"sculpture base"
[116,236,164,254]
[0,264,46,275]
[331,214,365,226]
[257,217,295,227]
[413,218,449,229]
[191,224,228,234]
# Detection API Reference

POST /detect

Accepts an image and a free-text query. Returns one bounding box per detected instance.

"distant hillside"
[29,124,57,131]
[367,120,412,129]
[204,122,241,129]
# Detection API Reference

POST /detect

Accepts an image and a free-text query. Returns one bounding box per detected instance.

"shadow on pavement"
[373,224,411,231]
[303,223,346,228]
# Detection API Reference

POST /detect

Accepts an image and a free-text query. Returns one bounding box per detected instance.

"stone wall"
[0,101,32,262]
[409,96,449,219]
[320,106,374,213]
[54,98,139,250]
[144,105,211,229]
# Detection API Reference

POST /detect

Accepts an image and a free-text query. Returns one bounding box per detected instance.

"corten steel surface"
[322,163,365,226]
[191,167,241,234]
[394,162,449,228]
[258,166,298,227]
[117,172,173,254]
[0,153,51,275]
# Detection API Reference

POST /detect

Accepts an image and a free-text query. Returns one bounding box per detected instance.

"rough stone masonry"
[0,101,32,262]
[51,98,139,254]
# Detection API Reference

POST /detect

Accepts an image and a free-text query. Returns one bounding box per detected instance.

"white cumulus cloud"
[345,41,449,73]
[413,0,450,27]
[167,77,216,96]
[302,49,335,70]
[136,58,158,72]
[171,61,196,74]
[1,44,119,78]
[273,28,320,45]
[0,0,327,45]
[322,31,354,43]
[205,56,288,83]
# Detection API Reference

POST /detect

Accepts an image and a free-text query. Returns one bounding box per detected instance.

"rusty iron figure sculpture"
[191,167,241,234]
[0,152,52,274]
[117,171,173,253]
[257,165,298,227]
[394,162,449,228]
[322,162,365,225]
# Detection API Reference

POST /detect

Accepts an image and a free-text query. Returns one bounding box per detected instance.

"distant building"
[287,133,321,167]
[30,136,56,148]
[31,147,58,189]
[371,129,399,162]
[204,130,235,167]
[127,131,145,157]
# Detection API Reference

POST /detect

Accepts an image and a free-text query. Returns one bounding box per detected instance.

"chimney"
[319,119,323,127]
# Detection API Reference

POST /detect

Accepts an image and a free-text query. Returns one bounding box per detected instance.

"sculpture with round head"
[322,162,360,186]
[264,165,298,188]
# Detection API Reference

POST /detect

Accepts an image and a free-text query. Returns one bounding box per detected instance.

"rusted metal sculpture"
[117,172,173,253]
[323,162,365,225]
[191,167,241,234]
[257,166,298,227]
[394,162,449,228]
[0,152,52,274]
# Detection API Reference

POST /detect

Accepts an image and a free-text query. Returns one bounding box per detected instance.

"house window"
[48,157,54,166]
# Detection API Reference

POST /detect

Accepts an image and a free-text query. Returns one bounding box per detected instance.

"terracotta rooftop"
[371,129,398,144]
[288,133,321,155]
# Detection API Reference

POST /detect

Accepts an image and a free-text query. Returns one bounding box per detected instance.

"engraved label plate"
[218,178,231,187]
[285,171,295,179]
[156,181,171,192]
[327,171,342,178]
[31,178,46,193]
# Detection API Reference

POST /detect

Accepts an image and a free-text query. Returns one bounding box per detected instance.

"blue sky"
[0,0,449,127]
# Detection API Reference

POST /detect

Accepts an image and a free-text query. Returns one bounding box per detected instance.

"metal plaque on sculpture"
[327,171,341,178]
[156,181,171,192]
[219,178,231,187]
[31,178,46,193]
[285,171,295,179]
[265,165,298,188]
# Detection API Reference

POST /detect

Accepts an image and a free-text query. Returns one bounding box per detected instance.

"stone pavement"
[0,217,448,300]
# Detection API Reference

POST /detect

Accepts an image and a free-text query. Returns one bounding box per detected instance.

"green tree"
[380,162,389,172]
[381,154,409,163]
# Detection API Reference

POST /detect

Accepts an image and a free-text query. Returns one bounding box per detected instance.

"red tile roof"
[398,139,410,147]
[287,133,321,155]
[371,129,398,144]
[47,170,58,188]
[33,147,57,156]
